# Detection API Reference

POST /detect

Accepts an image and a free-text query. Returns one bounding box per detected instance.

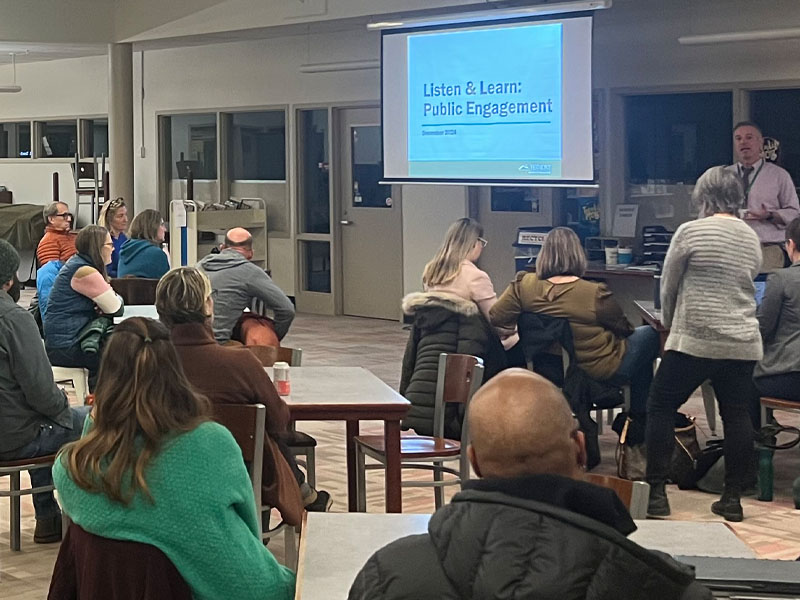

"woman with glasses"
[44,225,123,380]
[400,218,510,438]
[118,209,170,279]
[98,197,129,278]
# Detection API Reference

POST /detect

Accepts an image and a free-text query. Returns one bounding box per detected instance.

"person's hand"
[744,203,770,220]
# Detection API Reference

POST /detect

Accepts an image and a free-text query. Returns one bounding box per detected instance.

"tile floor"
[2,312,800,598]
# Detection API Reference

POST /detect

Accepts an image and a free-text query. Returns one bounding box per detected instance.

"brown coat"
[170,322,304,526]
[490,272,633,379]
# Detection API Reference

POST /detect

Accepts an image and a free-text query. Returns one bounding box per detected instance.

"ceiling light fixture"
[299,60,380,73]
[679,27,800,45]
[366,0,611,31]
[0,52,24,93]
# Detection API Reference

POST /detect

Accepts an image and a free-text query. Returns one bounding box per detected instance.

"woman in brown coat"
[490,227,660,420]
[155,267,330,526]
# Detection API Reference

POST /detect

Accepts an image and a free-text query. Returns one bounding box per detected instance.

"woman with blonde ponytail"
[52,317,295,600]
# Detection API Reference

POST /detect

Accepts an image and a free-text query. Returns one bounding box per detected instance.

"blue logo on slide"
[407,22,562,163]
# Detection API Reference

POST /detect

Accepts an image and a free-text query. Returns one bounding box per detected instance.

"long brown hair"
[75,225,110,281]
[422,218,483,288]
[60,317,210,505]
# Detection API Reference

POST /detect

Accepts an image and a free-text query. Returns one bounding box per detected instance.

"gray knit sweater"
[661,216,763,361]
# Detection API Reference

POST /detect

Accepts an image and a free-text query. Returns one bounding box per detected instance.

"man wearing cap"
[0,239,90,543]
[728,122,800,271]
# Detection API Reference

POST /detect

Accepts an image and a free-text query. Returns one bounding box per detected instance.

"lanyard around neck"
[740,161,764,202]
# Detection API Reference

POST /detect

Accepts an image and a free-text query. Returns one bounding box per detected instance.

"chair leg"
[701,381,717,436]
[761,404,772,427]
[10,472,21,551]
[433,461,444,510]
[306,448,316,489]
[284,525,298,570]
[356,444,367,512]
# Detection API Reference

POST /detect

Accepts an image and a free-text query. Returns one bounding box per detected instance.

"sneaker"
[711,492,743,522]
[304,490,333,512]
[647,482,671,518]
[34,515,62,544]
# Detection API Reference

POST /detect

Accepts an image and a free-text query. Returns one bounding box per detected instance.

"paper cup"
[604,247,619,265]
[618,248,633,264]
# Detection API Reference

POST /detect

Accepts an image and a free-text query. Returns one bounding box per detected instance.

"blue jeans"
[0,406,90,519]
[609,326,661,417]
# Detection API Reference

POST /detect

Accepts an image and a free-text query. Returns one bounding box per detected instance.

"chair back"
[432,353,484,438]
[111,278,160,305]
[212,404,266,527]
[245,345,302,367]
[48,523,192,600]
[585,473,650,519]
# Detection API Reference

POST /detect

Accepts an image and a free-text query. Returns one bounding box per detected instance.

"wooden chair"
[48,523,192,599]
[110,277,160,305]
[585,473,650,519]
[245,345,317,486]
[354,353,484,511]
[0,455,57,550]
[212,403,297,568]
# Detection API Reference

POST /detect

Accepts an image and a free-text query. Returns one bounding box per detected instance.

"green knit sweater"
[53,421,295,600]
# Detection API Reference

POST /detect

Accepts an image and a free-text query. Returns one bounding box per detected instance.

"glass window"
[625,92,732,184]
[169,113,217,180]
[302,241,331,293]
[0,122,31,158]
[351,125,391,208]
[81,118,108,158]
[750,88,800,184]
[38,120,78,158]
[228,111,286,180]
[298,109,330,234]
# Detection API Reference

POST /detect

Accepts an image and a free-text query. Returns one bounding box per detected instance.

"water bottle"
[757,446,774,502]
[273,361,291,396]
[653,274,662,310]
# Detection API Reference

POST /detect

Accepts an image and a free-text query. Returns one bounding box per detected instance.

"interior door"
[338,108,402,320]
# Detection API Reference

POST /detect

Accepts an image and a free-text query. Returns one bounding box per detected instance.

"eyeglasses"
[55,212,73,219]
[107,197,125,208]
[477,237,488,248]
[103,242,114,248]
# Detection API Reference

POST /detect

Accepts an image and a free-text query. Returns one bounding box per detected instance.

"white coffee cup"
[604,247,619,265]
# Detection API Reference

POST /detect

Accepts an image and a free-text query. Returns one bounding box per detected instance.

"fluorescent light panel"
[679,27,800,45]
[367,0,611,31]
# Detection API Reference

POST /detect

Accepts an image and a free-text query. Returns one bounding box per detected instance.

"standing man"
[199,227,295,344]
[729,121,800,271]
[0,239,90,543]
[37,202,78,266]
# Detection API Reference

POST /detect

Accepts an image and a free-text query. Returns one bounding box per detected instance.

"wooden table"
[527,261,657,281]
[113,304,159,324]
[295,513,755,599]
[633,300,668,352]
[265,366,410,513]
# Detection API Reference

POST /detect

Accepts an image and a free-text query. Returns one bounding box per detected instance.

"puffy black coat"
[399,291,506,438]
[349,475,711,600]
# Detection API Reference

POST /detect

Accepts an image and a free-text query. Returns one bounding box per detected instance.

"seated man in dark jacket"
[0,239,90,543]
[349,369,711,600]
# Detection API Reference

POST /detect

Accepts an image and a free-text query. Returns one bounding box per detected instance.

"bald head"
[223,227,254,258]
[467,369,585,480]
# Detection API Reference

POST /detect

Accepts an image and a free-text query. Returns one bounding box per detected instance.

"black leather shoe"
[304,490,333,512]
[711,493,743,522]
[34,515,62,544]
[647,482,671,518]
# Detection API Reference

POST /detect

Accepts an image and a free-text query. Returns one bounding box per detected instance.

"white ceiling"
[0,42,108,64]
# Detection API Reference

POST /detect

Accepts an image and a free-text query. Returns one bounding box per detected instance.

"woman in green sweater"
[53,317,295,600]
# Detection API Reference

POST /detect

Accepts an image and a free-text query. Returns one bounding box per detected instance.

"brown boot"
[34,515,62,544]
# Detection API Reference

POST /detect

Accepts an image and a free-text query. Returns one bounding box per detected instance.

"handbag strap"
[758,424,800,450]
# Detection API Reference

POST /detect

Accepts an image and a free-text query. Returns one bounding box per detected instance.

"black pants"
[46,345,102,389]
[754,372,800,402]
[646,351,755,492]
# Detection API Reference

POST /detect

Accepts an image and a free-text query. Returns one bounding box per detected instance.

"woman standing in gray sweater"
[647,166,763,523]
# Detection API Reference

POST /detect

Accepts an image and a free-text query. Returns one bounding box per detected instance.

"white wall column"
[108,43,134,212]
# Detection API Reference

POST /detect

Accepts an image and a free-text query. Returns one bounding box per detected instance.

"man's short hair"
[733,121,763,136]
[0,239,20,284]
[224,233,253,250]
[43,202,65,224]
[787,216,800,248]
